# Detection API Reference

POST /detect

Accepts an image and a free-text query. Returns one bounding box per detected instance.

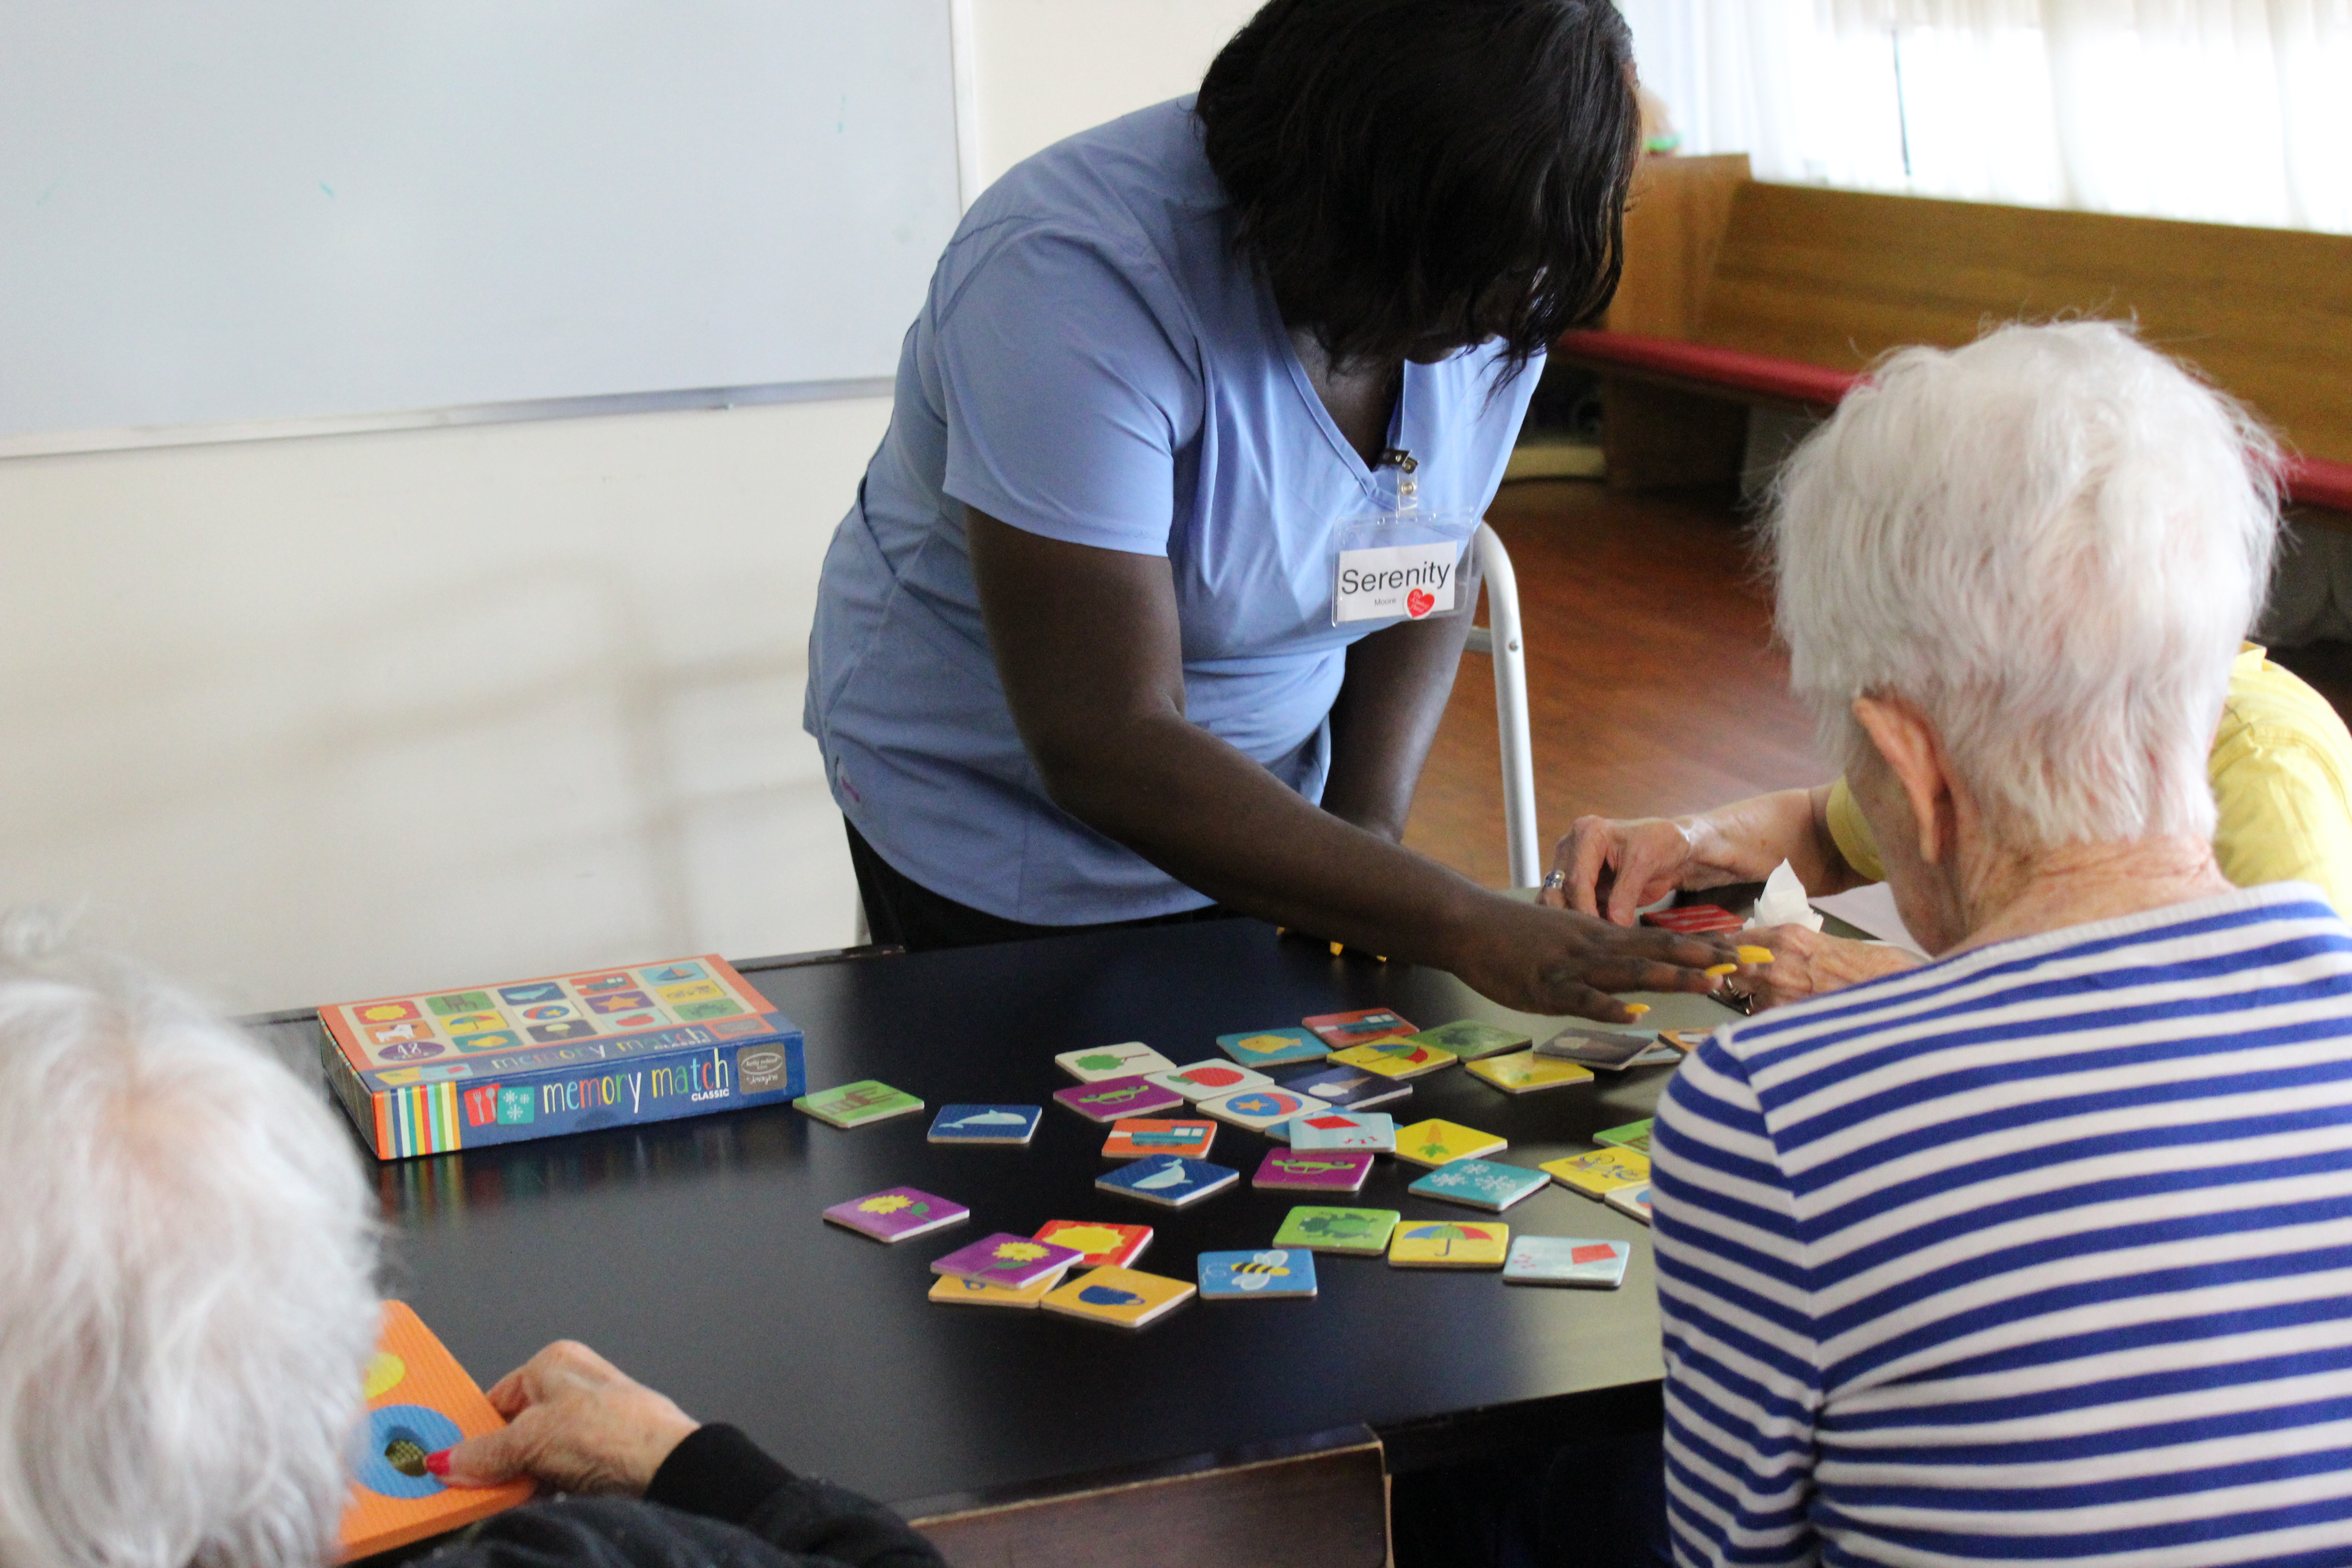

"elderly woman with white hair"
[0,922,942,1568]
[1654,323,2352,1567]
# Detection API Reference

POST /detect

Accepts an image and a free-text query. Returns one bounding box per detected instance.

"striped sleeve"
[1655,1035,1824,1567]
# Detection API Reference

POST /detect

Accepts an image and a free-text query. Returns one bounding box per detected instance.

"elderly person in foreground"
[0,923,940,1568]
[1655,323,2352,1567]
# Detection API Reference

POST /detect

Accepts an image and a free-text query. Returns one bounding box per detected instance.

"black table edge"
[893,1420,1380,1523]
[731,942,906,973]
[890,1371,1667,1520]
[1374,1379,1664,1475]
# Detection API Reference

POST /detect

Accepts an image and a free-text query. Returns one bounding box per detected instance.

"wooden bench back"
[1607,158,2352,467]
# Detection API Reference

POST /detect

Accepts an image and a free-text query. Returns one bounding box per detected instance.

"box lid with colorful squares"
[318,955,803,1161]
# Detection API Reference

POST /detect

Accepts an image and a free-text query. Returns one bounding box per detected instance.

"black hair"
[1196,0,1640,371]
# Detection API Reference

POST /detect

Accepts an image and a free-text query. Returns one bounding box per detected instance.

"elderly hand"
[1542,815,1699,923]
[1735,926,1920,1013]
[433,1340,698,1497]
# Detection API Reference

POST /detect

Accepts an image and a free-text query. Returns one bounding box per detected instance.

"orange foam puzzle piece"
[338,1301,534,1561]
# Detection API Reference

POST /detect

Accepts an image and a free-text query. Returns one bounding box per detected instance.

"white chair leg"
[1475,523,1542,889]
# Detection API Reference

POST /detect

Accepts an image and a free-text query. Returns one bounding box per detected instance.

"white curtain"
[1617,0,2352,233]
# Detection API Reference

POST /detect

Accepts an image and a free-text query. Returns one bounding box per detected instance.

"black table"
[273,916,1735,1518]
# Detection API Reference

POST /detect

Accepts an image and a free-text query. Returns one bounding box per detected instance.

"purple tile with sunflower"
[930,1232,1087,1290]
[820,1186,970,1243]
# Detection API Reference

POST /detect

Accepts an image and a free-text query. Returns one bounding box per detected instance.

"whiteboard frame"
[0,377,897,461]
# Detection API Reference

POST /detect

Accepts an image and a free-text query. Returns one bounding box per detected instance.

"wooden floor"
[1402,480,1825,888]
[1404,479,2352,890]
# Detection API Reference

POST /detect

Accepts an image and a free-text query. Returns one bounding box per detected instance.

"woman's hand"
[1735,926,1919,1012]
[1542,815,1699,923]
[1452,898,1748,1022]
[433,1340,698,1497]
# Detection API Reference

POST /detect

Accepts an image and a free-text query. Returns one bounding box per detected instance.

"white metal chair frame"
[1463,522,1541,889]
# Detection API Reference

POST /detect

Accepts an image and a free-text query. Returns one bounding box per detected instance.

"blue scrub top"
[804,97,1539,925]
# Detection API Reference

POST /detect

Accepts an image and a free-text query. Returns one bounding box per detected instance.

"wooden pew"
[1570,157,2352,514]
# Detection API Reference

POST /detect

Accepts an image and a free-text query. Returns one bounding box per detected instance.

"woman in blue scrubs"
[804,0,1736,1019]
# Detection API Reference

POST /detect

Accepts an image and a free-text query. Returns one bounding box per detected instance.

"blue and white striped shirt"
[1655,883,2352,1566]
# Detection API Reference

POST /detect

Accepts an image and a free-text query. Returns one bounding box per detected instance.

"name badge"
[1334,541,1459,624]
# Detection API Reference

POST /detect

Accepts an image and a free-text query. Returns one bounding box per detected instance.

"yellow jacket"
[1826,646,2352,914]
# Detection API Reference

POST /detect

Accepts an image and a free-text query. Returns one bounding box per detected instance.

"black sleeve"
[423,1428,944,1568]
[647,1426,942,1568]
[643,1426,795,1526]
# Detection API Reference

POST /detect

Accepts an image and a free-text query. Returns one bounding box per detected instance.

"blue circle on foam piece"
[348,1404,463,1499]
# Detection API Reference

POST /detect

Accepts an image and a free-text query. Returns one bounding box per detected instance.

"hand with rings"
[1715,928,1919,1014]
[1702,943,1774,1014]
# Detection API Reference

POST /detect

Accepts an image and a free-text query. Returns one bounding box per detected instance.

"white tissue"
[1749,858,1824,932]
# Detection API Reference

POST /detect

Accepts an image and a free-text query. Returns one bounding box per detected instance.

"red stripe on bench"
[1553,329,1858,407]
[2286,457,2352,515]
[1554,329,2352,515]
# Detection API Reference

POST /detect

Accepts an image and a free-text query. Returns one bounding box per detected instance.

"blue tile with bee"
[1197,1247,1318,1300]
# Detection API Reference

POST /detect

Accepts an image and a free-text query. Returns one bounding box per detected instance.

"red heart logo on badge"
[1406,588,1435,618]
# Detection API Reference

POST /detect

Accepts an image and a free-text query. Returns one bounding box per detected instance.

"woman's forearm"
[1041,703,1489,955]
[970,507,1735,1018]
[1039,708,1731,1017]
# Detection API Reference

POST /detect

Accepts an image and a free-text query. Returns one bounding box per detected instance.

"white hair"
[1767,320,2281,850]
[0,914,378,1568]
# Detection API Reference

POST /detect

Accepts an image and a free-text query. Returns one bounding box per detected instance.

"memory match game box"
[319,955,804,1160]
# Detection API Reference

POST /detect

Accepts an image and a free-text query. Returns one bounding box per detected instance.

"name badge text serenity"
[1334,541,1458,624]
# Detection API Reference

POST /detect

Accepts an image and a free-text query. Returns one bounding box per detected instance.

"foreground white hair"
[0,916,377,1568]
[1768,321,2280,849]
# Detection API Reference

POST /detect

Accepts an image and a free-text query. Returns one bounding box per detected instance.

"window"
[1617,0,2352,233]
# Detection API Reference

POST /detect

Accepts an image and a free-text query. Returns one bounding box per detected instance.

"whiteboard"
[0,1,962,452]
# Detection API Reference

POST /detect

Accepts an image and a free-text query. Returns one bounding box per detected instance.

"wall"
[0,1,1259,1013]
[0,397,889,1011]
[965,0,1260,186]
